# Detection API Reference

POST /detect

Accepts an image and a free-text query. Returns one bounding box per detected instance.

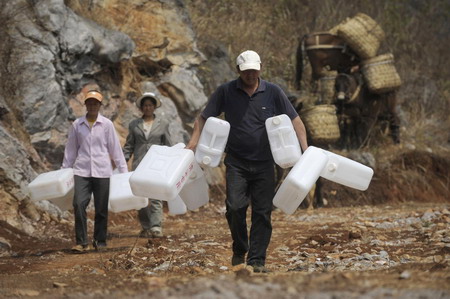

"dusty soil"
[0,149,449,298]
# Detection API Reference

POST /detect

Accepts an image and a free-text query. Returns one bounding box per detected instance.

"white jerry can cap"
[189,171,198,179]
[202,156,212,165]
[327,162,337,173]
[272,116,281,125]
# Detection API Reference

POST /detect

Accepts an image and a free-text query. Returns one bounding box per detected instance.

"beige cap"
[136,92,161,108]
[236,50,261,71]
[84,90,103,103]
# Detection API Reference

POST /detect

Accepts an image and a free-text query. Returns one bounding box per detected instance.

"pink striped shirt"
[62,114,128,178]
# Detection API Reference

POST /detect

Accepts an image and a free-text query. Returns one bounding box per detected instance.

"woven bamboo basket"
[328,17,351,35]
[337,13,385,59]
[300,104,340,144]
[328,25,340,35]
[361,53,402,94]
[318,71,338,104]
[297,90,320,108]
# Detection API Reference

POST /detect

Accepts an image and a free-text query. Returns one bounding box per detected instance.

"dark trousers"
[224,154,275,266]
[73,175,110,245]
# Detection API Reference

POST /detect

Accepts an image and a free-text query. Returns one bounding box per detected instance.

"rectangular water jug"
[273,147,328,214]
[28,168,74,202]
[129,144,195,201]
[179,160,209,210]
[168,195,187,215]
[49,188,74,211]
[195,117,230,167]
[265,114,302,168]
[319,148,374,190]
[109,172,148,213]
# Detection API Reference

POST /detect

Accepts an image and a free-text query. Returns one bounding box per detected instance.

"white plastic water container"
[109,172,148,213]
[168,195,187,215]
[265,114,302,168]
[273,147,329,214]
[48,188,74,211]
[179,160,209,210]
[195,117,230,167]
[273,146,374,214]
[319,148,374,190]
[129,144,195,201]
[28,168,75,202]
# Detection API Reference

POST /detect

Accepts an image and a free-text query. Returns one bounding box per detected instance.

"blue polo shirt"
[201,78,298,161]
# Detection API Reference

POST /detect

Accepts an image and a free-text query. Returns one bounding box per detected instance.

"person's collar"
[80,114,104,125]
[141,114,156,121]
[236,77,266,92]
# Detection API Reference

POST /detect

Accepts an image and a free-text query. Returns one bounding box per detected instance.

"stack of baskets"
[334,13,402,94]
[300,104,340,145]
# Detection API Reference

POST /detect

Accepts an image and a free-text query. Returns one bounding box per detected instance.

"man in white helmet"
[187,50,308,273]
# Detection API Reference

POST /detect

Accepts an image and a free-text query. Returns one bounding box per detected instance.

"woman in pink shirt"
[62,90,128,253]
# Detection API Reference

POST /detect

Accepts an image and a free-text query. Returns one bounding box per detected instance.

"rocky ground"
[1,146,449,298]
[0,193,449,298]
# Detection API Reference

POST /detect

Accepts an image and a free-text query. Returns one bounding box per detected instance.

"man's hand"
[186,115,206,152]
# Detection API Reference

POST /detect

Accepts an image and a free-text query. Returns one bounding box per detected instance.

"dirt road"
[0,198,449,298]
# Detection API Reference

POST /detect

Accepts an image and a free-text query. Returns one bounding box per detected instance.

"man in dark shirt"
[187,50,308,273]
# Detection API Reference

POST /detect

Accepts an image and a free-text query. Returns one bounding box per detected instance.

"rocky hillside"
[0,0,231,234]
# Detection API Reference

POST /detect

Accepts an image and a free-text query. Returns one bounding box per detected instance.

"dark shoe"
[71,244,89,254]
[92,240,107,251]
[251,264,269,273]
[139,229,152,238]
[231,254,245,266]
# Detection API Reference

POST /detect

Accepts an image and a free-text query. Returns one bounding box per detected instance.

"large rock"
[159,66,208,125]
[196,41,237,97]
[0,125,38,234]
[1,0,136,168]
